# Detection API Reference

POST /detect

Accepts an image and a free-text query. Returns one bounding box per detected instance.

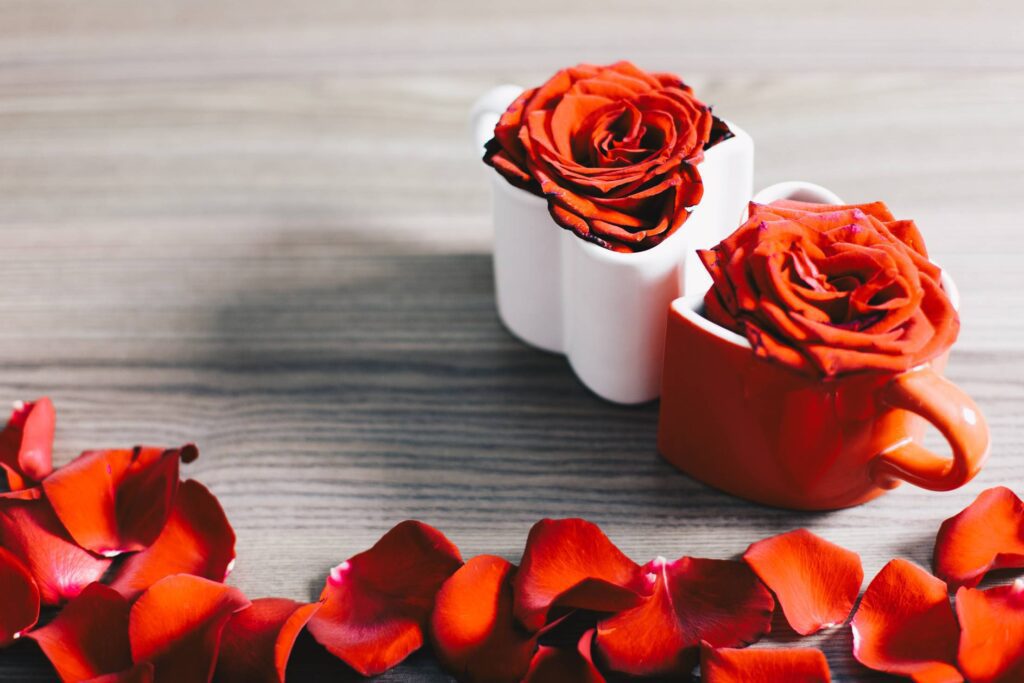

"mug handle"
[870,367,989,491]
[469,85,524,153]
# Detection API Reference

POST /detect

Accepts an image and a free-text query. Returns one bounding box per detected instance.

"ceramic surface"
[472,85,755,404]
[657,184,990,510]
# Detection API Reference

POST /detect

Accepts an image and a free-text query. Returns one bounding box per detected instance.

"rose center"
[584,102,664,167]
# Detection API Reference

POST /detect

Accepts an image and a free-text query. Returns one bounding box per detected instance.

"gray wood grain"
[0,1,1022,680]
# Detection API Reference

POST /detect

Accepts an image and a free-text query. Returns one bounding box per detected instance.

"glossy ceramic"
[471,85,754,404]
[657,185,990,510]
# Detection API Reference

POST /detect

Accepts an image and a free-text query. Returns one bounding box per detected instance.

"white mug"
[471,85,755,404]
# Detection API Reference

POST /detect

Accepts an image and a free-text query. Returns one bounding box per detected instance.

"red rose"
[698,200,959,377]
[484,61,731,253]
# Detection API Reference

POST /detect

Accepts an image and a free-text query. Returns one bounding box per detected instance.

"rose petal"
[0,398,55,490]
[850,559,962,682]
[43,444,198,556]
[700,643,831,682]
[0,494,111,605]
[595,556,774,677]
[86,663,156,683]
[934,487,1024,589]
[743,529,862,635]
[307,520,463,676]
[956,580,1024,683]
[29,582,133,682]
[430,555,537,683]
[513,518,650,632]
[0,546,39,647]
[522,631,604,683]
[213,598,321,683]
[108,479,236,599]
[768,199,895,222]
[130,574,250,683]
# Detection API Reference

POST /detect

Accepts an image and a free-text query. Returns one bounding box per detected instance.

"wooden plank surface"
[0,1,1022,680]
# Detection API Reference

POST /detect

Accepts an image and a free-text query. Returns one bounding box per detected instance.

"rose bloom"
[698,200,959,377]
[484,61,731,253]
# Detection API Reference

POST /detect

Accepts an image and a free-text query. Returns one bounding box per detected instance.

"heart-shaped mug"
[657,182,990,510]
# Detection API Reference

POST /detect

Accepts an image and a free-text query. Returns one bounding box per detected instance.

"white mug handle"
[469,84,524,154]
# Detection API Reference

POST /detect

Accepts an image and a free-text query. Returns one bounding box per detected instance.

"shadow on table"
[206,247,833,537]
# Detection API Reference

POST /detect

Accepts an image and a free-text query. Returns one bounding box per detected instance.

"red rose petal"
[934,487,1024,589]
[0,494,111,605]
[130,574,250,683]
[86,663,156,683]
[700,643,835,679]
[513,518,650,632]
[29,582,133,682]
[430,555,537,683]
[700,643,831,682]
[307,520,463,676]
[850,559,962,682]
[43,444,198,556]
[955,580,1024,683]
[0,397,55,490]
[213,598,321,683]
[522,631,605,683]
[108,479,236,599]
[595,556,774,677]
[768,199,895,222]
[743,529,863,635]
[0,546,39,647]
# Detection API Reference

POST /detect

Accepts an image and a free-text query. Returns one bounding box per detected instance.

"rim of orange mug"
[749,180,843,207]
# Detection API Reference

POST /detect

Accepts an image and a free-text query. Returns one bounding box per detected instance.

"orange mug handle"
[870,367,989,491]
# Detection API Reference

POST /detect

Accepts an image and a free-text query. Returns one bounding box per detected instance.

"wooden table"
[1,2,1021,680]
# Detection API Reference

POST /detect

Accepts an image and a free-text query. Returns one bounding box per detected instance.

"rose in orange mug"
[658,196,989,510]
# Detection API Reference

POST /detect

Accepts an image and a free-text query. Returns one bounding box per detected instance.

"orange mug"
[657,271,989,511]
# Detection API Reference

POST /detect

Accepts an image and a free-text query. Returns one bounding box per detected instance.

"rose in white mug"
[485,61,731,253]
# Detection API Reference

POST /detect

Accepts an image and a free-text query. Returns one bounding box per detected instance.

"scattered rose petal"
[595,556,774,677]
[29,582,133,682]
[43,444,198,556]
[934,486,1024,589]
[0,494,111,605]
[700,643,831,682]
[108,479,236,599]
[86,663,155,683]
[522,631,604,683]
[956,580,1024,683]
[513,518,651,632]
[213,597,321,683]
[850,559,962,682]
[743,529,862,635]
[0,398,55,490]
[0,486,41,501]
[130,574,250,683]
[0,546,39,647]
[307,520,463,676]
[431,555,537,683]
